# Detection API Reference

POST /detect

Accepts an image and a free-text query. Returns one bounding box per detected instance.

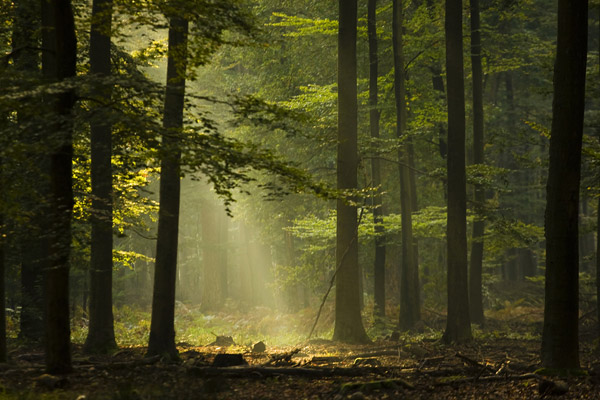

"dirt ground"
[1,326,599,400]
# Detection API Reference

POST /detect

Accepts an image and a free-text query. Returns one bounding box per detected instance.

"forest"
[0,0,599,398]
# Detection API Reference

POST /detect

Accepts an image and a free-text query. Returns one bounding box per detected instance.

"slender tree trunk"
[442,0,471,344]
[541,0,587,369]
[147,15,188,360]
[368,0,386,319]
[393,0,420,331]
[43,0,77,374]
[333,0,369,344]
[84,0,117,354]
[468,0,485,327]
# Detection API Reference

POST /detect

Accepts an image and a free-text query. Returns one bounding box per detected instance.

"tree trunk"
[43,0,77,374]
[468,0,485,327]
[147,15,188,360]
[442,0,471,344]
[84,0,117,354]
[393,0,420,331]
[367,0,386,319]
[541,0,587,369]
[332,0,369,344]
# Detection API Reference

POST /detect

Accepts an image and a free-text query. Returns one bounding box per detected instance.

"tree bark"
[442,0,471,344]
[332,0,369,344]
[84,0,117,354]
[43,0,77,374]
[147,15,188,360]
[541,0,587,369]
[393,0,420,331]
[468,0,485,327]
[368,0,386,319]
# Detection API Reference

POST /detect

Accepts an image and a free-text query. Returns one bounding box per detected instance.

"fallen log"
[187,365,395,378]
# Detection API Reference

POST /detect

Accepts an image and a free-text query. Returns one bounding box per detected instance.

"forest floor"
[0,320,599,399]
[1,281,600,399]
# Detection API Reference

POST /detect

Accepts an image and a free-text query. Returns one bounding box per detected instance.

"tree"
[147,14,188,360]
[468,0,485,326]
[84,0,117,354]
[442,0,471,344]
[393,0,420,330]
[332,0,369,344]
[43,0,77,374]
[367,0,386,319]
[541,0,588,369]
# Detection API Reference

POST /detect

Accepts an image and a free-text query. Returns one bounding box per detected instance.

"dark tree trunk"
[468,0,485,327]
[541,0,587,369]
[332,0,369,344]
[442,0,471,344]
[393,0,420,331]
[147,15,188,360]
[84,0,117,354]
[43,0,77,374]
[368,0,386,319]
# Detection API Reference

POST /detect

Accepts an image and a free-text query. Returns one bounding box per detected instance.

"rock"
[212,353,247,367]
[209,335,235,346]
[252,341,266,353]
